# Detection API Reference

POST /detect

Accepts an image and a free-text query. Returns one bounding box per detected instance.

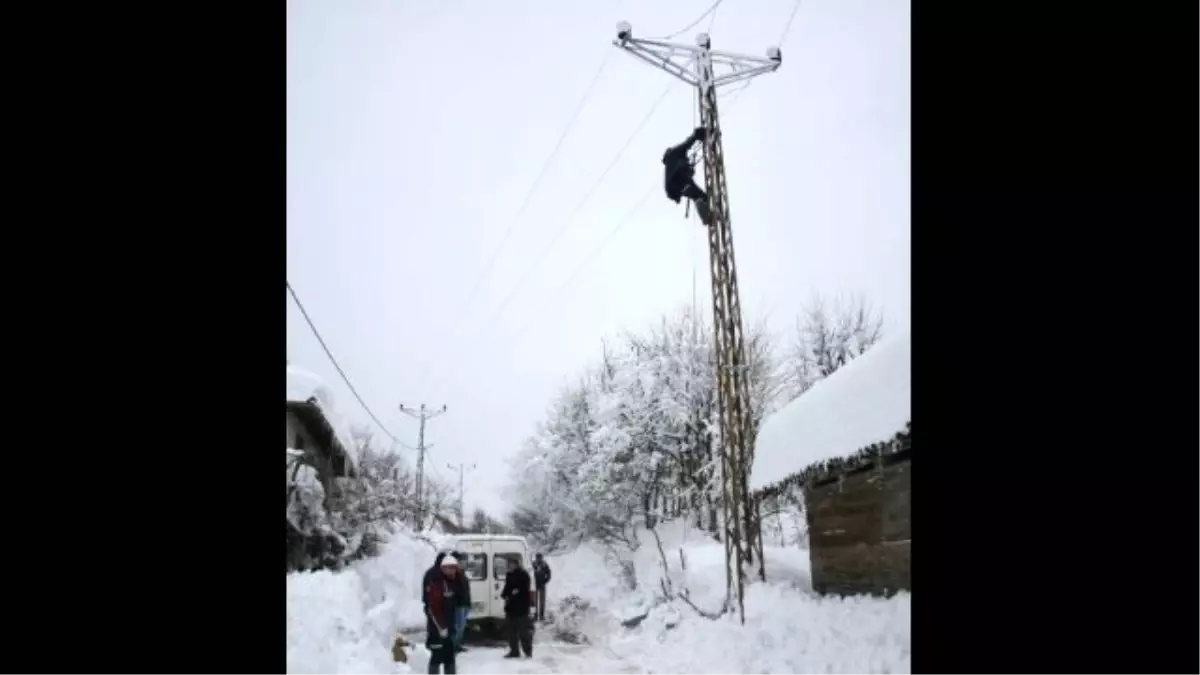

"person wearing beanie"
[425,555,460,674]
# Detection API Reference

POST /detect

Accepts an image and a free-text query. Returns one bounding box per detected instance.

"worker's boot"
[693,197,713,226]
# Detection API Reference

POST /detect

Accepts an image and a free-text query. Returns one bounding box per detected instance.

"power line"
[438,186,657,396]
[719,0,804,107]
[650,0,729,40]
[287,281,401,445]
[707,0,722,32]
[412,49,615,392]
[427,83,676,400]
[469,86,673,334]
[777,0,804,45]
[507,188,657,344]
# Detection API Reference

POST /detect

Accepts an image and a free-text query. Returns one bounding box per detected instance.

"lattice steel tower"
[613,22,781,624]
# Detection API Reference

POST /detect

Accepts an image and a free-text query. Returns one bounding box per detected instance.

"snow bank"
[287,363,358,472]
[610,581,910,674]
[751,330,911,491]
[288,520,909,673]
[542,521,908,674]
[547,542,630,610]
[287,525,436,674]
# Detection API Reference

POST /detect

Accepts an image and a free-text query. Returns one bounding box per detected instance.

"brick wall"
[805,452,910,596]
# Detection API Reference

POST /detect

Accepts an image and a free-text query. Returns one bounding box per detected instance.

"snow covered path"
[288,524,910,674]
[407,640,642,674]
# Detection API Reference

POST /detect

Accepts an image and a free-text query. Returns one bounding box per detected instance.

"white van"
[441,534,533,627]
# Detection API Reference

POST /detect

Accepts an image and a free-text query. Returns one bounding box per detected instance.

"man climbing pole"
[662,126,712,226]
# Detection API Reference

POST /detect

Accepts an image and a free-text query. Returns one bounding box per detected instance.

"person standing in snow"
[500,555,534,658]
[451,550,471,653]
[424,555,460,674]
[532,553,552,622]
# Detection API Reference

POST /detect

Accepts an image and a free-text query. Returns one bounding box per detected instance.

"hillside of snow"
[752,330,911,491]
[287,520,910,674]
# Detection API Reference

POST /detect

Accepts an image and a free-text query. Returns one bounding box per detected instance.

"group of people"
[421,549,553,674]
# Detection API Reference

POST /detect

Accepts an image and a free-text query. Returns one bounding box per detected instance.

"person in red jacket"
[425,555,460,674]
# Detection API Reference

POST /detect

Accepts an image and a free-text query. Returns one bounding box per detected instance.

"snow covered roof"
[750,330,910,492]
[287,364,357,473]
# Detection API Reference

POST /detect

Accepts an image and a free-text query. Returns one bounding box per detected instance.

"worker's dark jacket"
[454,569,471,608]
[533,560,551,589]
[662,140,696,202]
[500,567,533,617]
[420,552,447,607]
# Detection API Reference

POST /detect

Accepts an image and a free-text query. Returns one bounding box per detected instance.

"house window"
[463,553,487,581]
[493,553,524,579]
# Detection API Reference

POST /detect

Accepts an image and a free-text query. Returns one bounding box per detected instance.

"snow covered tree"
[787,293,884,399]
[286,425,456,571]
[469,508,489,533]
[754,293,885,553]
[504,298,884,562]
[507,305,783,552]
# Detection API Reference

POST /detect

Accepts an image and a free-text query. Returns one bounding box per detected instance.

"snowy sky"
[286,0,910,517]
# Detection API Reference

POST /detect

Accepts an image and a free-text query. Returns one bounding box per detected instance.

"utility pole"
[613,22,780,625]
[399,403,447,530]
[446,462,476,530]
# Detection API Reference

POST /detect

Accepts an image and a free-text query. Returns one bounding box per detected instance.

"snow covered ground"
[287,522,910,674]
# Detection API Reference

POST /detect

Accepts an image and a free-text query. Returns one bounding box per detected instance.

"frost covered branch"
[649,523,725,621]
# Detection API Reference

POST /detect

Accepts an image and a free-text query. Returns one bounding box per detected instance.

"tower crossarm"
[613,23,781,92]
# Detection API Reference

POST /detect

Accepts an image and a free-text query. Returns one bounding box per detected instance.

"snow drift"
[751,330,911,491]
[545,520,910,674]
[287,525,434,674]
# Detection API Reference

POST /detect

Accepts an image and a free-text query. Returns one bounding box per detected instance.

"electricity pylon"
[613,22,781,625]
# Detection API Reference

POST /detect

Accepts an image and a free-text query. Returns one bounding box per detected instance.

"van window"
[493,552,524,579]
[463,553,487,581]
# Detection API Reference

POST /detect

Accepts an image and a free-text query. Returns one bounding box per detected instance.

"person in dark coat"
[424,555,460,674]
[421,551,448,606]
[451,550,471,652]
[499,555,534,658]
[662,126,712,226]
[532,553,552,622]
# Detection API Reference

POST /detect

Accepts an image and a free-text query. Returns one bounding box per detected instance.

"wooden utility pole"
[398,403,447,530]
[446,461,476,530]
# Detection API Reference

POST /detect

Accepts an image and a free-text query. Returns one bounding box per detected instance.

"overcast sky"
[287,0,910,517]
